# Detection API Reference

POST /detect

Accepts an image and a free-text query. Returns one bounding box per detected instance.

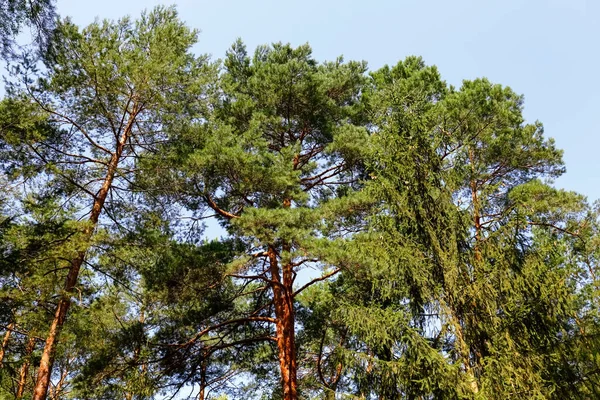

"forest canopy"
[0,5,599,400]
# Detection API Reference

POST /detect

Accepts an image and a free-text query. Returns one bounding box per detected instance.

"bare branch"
[293,268,341,297]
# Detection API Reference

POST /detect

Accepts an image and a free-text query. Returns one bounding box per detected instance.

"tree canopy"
[0,6,598,400]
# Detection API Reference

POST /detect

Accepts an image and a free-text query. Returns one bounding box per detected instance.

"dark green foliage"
[312,59,599,399]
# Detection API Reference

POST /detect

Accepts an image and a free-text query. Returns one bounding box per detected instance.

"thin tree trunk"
[16,336,36,399]
[268,245,298,400]
[468,147,485,389]
[198,361,207,400]
[469,147,483,268]
[32,108,138,400]
[454,317,479,394]
[139,308,147,375]
[317,327,344,400]
[0,321,14,367]
[323,361,342,400]
[444,296,479,395]
[50,363,70,400]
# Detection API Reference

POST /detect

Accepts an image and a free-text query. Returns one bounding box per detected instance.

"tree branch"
[293,268,341,297]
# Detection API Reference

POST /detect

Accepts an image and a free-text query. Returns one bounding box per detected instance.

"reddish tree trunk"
[16,336,36,399]
[268,245,298,400]
[0,321,14,367]
[32,111,137,400]
[198,361,207,400]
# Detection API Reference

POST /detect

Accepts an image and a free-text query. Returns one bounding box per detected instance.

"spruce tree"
[320,58,600,399]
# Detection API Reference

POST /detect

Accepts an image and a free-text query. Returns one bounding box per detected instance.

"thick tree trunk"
[32,252,83,400]
[31,178,111,400]
[0,321,14,367]
[32,110,136,400]
[268,245,298,400]
[16,336,36,399]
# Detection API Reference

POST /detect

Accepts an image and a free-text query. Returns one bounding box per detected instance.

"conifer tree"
[319,57,600,399]
[1,10,598,398]
[147,41,369,399]
[1,6,212,398]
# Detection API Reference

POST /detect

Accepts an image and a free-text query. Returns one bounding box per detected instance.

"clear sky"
[53,0,600,203]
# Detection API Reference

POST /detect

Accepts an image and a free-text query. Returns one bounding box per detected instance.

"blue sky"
[50,0,600,204]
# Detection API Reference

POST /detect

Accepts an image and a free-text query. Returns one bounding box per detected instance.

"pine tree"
[145,40,369,399]
[1,11,598,397]
[1,6,213,398]
[0,194,86,398]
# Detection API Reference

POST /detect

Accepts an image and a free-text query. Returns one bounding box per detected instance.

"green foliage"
[0,7,598,400]
[0,0,56,57]
[315,59,599,399]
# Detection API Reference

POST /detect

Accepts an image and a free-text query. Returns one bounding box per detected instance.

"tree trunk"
[445,298,479,395]
[317,328,343,400]
[0,321,14,368]
[49,363,70,400]
[467,147,486,387]
[32,109,137,400]
[268,245,298,400]
[455,318,479,394]
[469,147,483,268]
[16,336,36,399]
[198,361,207,400]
